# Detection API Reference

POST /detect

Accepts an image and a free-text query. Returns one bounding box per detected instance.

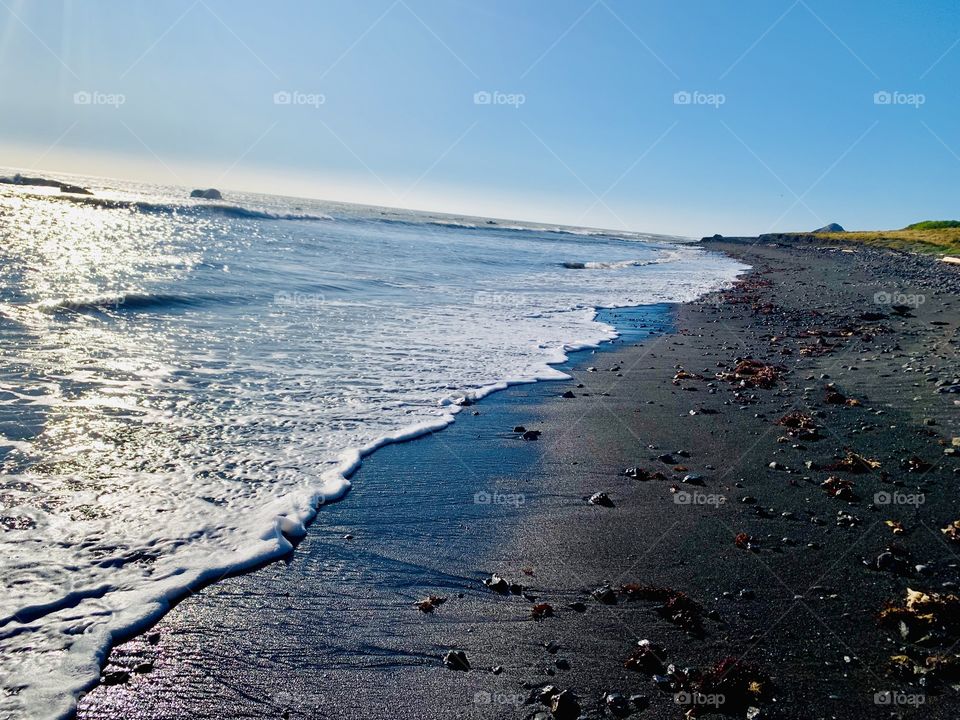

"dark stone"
[189,188,223,200]
[442,649,470,671]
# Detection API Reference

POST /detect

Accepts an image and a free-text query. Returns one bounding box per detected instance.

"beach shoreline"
[77,238,960,720]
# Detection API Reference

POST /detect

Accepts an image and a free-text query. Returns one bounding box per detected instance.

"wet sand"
[78,238,960,720]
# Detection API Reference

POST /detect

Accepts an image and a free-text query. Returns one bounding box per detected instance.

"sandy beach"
[73,237,960,720]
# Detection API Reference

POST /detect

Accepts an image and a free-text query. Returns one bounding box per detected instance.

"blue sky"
[0,0,957,236]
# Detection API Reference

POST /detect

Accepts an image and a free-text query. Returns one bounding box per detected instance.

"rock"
[147,632,160,644]
[133,662,154,674]
[442,649,470,671]
[561,390,576,399]
[522,430,541,441]
[554,657,570,670]
[0,173,92,195]
[514,426,526,433]
[567,601,586,612]
[189,188,223,200]
[484,574,509,593]
[101,670,130,686]
[550,690,580,719]
[588,492,614,507]
[492,665,504,675]
[591,585,618,605]
[812,223,845,233]
[604,693,631,718]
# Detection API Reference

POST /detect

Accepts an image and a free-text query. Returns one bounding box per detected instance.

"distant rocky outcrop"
[813,223,845,233]
[0,173,92,195]
[190,188,223,200]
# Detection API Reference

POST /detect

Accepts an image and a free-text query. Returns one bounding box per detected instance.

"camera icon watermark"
[873,290,925,307]
[474,490,525,507]
[674,490,726,507]
[874,90,925,108]
[473,90,526,108]
[273,90,326,108]
[73,90,126,108]
[874,691,925,706]
[473,291,529,306]
[873,491,924,506]
[674,90,725,108]
[273,290,325,308]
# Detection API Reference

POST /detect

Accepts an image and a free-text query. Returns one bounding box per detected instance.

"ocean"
[0,174,747,718]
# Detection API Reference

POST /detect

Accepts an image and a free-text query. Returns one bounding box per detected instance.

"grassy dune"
[810,222,960,255]
[815,228,960,255]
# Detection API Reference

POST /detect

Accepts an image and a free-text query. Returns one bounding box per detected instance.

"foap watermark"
[674,490,726,507]
[273,90,326,108]
[874,491,925,507]
[473,690,525,707]
[273,290,325,308]
[74,90,125,108]
[473,90,525,108]
[874,690,925,707]
[474,490,525,507]
[473,291,529,306]
[873,290,925,308]
[874,90,925,108]
[675,691,725,708]
[674,90,725,108]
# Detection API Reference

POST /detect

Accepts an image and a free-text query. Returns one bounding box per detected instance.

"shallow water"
[0,175,747,718]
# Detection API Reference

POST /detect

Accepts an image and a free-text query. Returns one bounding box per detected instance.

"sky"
[0,0,957,237]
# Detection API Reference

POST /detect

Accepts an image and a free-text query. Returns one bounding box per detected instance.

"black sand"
[78,239,960,720]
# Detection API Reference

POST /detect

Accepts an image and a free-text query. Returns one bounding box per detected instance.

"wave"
[561,253,682,270]
[42,194,332,222]
[36,292,202,314]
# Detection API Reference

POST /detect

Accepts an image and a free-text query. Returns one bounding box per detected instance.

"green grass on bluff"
[809,221,960,255]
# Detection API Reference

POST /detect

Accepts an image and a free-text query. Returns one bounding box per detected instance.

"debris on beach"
[483,573,524,594]
[864,546,913,575]
[591,585,618,605]
[442,649,471,671]
[734,532,756,550]
[827,451,880,473]
[880,586,960,688]
[717,359,783,389]
[941,520,960,544]
[416,595,447,613]
[531,602,554,620]
[824,386,860,406]
[624,467,666,481]
[885,519,906,535]
[822,476,857,501]
[673,368,703,385]
[624,638,667,674]
[878,588,960,641]
[901,455,931,473]
[621,584,704,634]
[681,657,772,717]
[775,411,820,440]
